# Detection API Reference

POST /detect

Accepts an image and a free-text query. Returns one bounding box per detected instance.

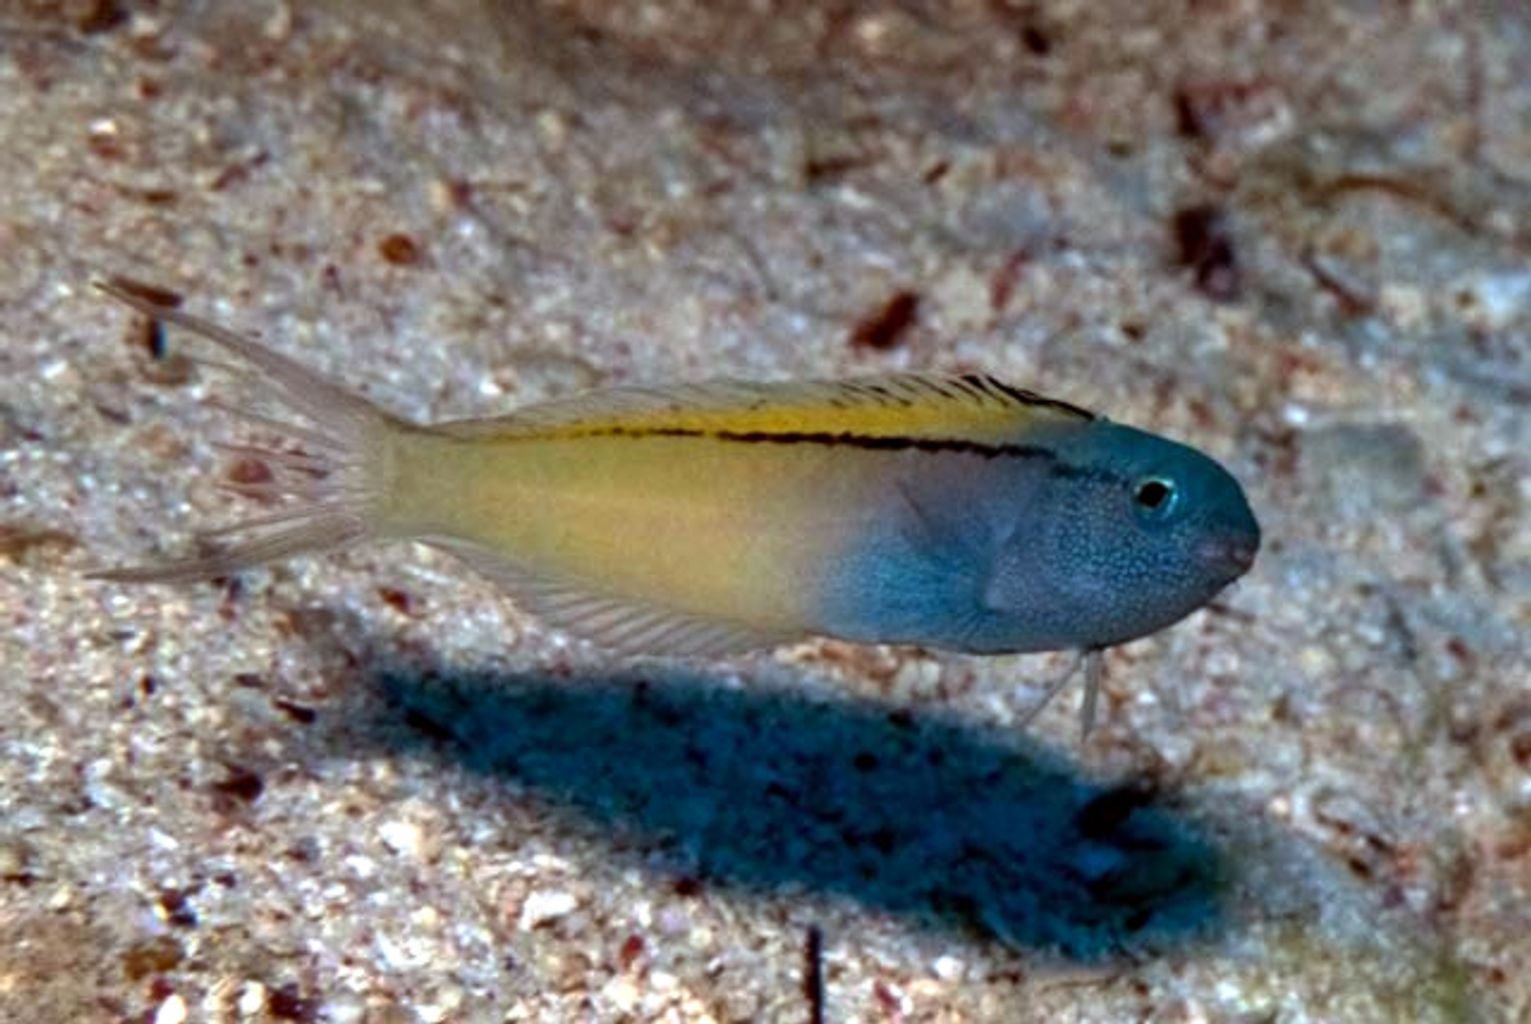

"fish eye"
[1132,477,1179,520]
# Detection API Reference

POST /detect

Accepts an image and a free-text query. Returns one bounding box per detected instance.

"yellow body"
[383,380,1083,635]
[392,431,869,630]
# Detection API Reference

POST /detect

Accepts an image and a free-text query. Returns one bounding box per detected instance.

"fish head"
[987,421,1260,650]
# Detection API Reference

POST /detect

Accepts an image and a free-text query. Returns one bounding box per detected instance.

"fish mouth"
[1197,533,1259,578]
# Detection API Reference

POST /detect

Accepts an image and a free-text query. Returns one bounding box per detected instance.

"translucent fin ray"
[435,371,1095,441]
[90,279,391,583]
[1015,648,1108,738]
[428,539,800,657]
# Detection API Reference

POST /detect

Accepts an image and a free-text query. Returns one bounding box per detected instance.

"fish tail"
[89,278,403,583]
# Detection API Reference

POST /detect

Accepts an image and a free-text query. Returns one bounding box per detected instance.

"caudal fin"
[90,278,397,583]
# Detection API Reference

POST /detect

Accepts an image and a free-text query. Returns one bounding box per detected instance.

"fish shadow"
[353,655,1227,961]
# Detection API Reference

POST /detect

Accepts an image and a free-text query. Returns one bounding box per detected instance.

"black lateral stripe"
[582,423,1051,457]
[596,424,1117,475]
[662,425,1123,481]
[525,421,1124,482]
[704,428,1054,459]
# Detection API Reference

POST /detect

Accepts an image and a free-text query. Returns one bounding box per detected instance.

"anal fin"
[428,539,800,658]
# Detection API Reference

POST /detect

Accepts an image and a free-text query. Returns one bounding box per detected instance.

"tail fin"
[90,278,397,583]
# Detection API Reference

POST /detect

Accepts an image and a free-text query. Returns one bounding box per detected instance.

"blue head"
[984,421,1260,652]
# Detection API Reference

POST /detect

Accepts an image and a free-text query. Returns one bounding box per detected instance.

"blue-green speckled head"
[982,421,1260,652]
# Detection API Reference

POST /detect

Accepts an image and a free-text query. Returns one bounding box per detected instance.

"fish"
[90,279,1260,736]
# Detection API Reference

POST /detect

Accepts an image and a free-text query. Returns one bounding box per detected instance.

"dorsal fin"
[439,372,1095,442]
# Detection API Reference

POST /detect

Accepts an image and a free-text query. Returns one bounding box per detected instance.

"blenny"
[92,280,1259,735]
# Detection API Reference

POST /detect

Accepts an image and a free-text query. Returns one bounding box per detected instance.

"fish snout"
[1197,531,1259,578]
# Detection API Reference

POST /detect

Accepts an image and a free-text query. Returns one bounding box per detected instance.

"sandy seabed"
[2,3,1529,1021]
